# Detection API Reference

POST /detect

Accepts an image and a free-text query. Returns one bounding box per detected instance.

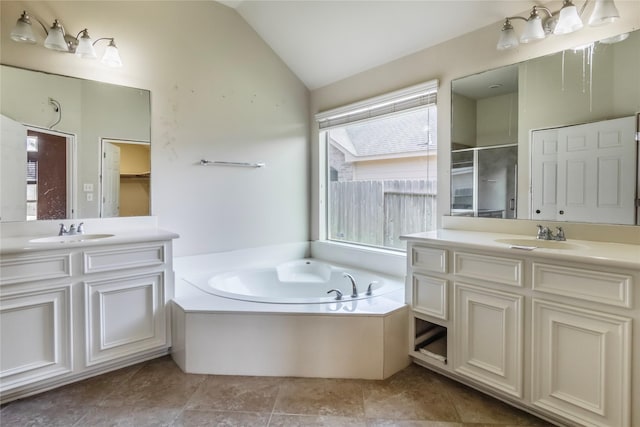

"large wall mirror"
[451,30,639,226]
[0,65,151,222]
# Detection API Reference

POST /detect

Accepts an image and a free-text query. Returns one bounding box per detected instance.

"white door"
[101,142,121,217]
[531,129,559,221]
[0,115,27,222]
[531,116,636,224]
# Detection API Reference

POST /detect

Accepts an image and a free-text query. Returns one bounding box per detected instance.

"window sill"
[310,240,407,278]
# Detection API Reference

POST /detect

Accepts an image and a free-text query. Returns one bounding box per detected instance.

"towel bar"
[199,159,265,168]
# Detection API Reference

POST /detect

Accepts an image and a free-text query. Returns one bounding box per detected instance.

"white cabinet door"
[84,271,167,366]
[532,299,631,427]
[453,283,523,398]
[0,285,73,393]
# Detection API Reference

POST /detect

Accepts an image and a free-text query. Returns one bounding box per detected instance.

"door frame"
[25,125,77,220]
[100,138,151,218]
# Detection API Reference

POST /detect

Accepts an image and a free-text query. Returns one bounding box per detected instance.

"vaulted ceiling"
[219,1,531,89]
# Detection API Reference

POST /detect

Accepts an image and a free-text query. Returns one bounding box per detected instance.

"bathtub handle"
[366,281,378,296]
[327,289,343,300]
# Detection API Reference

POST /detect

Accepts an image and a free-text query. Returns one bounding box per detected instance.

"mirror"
[0,65,151,222]
[451,30,640,225]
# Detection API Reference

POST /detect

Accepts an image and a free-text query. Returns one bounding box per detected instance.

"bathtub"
[186,258,403,304]
[171,247,410,379]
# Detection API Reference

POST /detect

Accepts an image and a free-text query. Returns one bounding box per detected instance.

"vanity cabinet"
[0,235,176,403]
[404,235,637,427]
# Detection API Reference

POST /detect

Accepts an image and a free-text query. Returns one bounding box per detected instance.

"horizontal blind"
[315,79,438,130]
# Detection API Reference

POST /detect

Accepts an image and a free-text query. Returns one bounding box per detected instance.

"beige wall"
[310,1,640,239]
[1,1,310,256]
[476,93,518,147]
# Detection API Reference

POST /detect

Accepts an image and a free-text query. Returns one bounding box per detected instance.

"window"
[317,81,438,251]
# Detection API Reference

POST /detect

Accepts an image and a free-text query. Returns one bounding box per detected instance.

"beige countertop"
[402,229,640,269]
[0,228,179,256]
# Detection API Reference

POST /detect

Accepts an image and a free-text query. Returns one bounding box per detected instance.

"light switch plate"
[83,183,93,192]
[86,193,93,202]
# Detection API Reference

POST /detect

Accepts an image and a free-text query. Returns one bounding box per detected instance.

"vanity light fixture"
[497,0,621,50]
[9,11,122,67]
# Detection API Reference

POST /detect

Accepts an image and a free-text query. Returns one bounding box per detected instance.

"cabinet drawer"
[412,274,448,320]
[454,252,522,287]
[0,254,71,286]
[411,247,447,274]
[83,244,165,274]
[532,263,632,308]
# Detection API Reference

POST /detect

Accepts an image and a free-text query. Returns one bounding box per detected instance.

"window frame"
[315,80,439,252]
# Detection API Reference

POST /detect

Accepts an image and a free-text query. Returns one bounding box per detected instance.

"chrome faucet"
[327,289,343,300]
[58,223,84,236]
[536,224,551,240]
[343,273,358,298]
[366,281,378,296]
[536,224,566,241]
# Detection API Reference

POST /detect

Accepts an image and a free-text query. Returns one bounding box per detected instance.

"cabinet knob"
[559,210,565,215]
[535,209,541,214]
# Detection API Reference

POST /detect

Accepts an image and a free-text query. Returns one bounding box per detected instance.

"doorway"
[25,128,75,220]
[100,139,151,218]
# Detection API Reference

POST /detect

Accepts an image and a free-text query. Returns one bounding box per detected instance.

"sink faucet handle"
[555,226,566,241]
[327,289,343,300]
[77,222,85,234]
[58,223,67,236]
[536,224,545,239]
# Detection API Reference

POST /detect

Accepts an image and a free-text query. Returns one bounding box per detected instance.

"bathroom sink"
[494,238,583,250]
[29,234,115,244]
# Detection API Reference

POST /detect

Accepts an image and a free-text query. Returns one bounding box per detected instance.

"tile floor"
[0,356,554,427]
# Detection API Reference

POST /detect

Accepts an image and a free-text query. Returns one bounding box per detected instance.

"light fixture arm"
[92,37,114,46]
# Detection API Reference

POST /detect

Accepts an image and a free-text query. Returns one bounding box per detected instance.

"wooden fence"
[329,179,437,249]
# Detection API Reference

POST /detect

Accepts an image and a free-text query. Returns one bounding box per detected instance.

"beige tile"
[99,356,206,409]
[75,406,180,426]
[367,421,463,427]
[269,413,368,426]
[444,383,552,426]
[186,375,281,412]
[3,363,144,412]
[0,404,86,427]
[273,378,365,417]
[173,409,270,427]
[363,384,460,422]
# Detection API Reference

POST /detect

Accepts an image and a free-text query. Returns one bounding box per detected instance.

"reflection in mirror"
[451,30,640,225]
[0,65,151,222]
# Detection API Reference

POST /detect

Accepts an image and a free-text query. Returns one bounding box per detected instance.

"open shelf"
[414,317,447,364]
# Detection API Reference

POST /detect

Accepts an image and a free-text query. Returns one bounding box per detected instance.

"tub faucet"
[327,289,343,300]
[366,281,378,296]
[343,273,358,298]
